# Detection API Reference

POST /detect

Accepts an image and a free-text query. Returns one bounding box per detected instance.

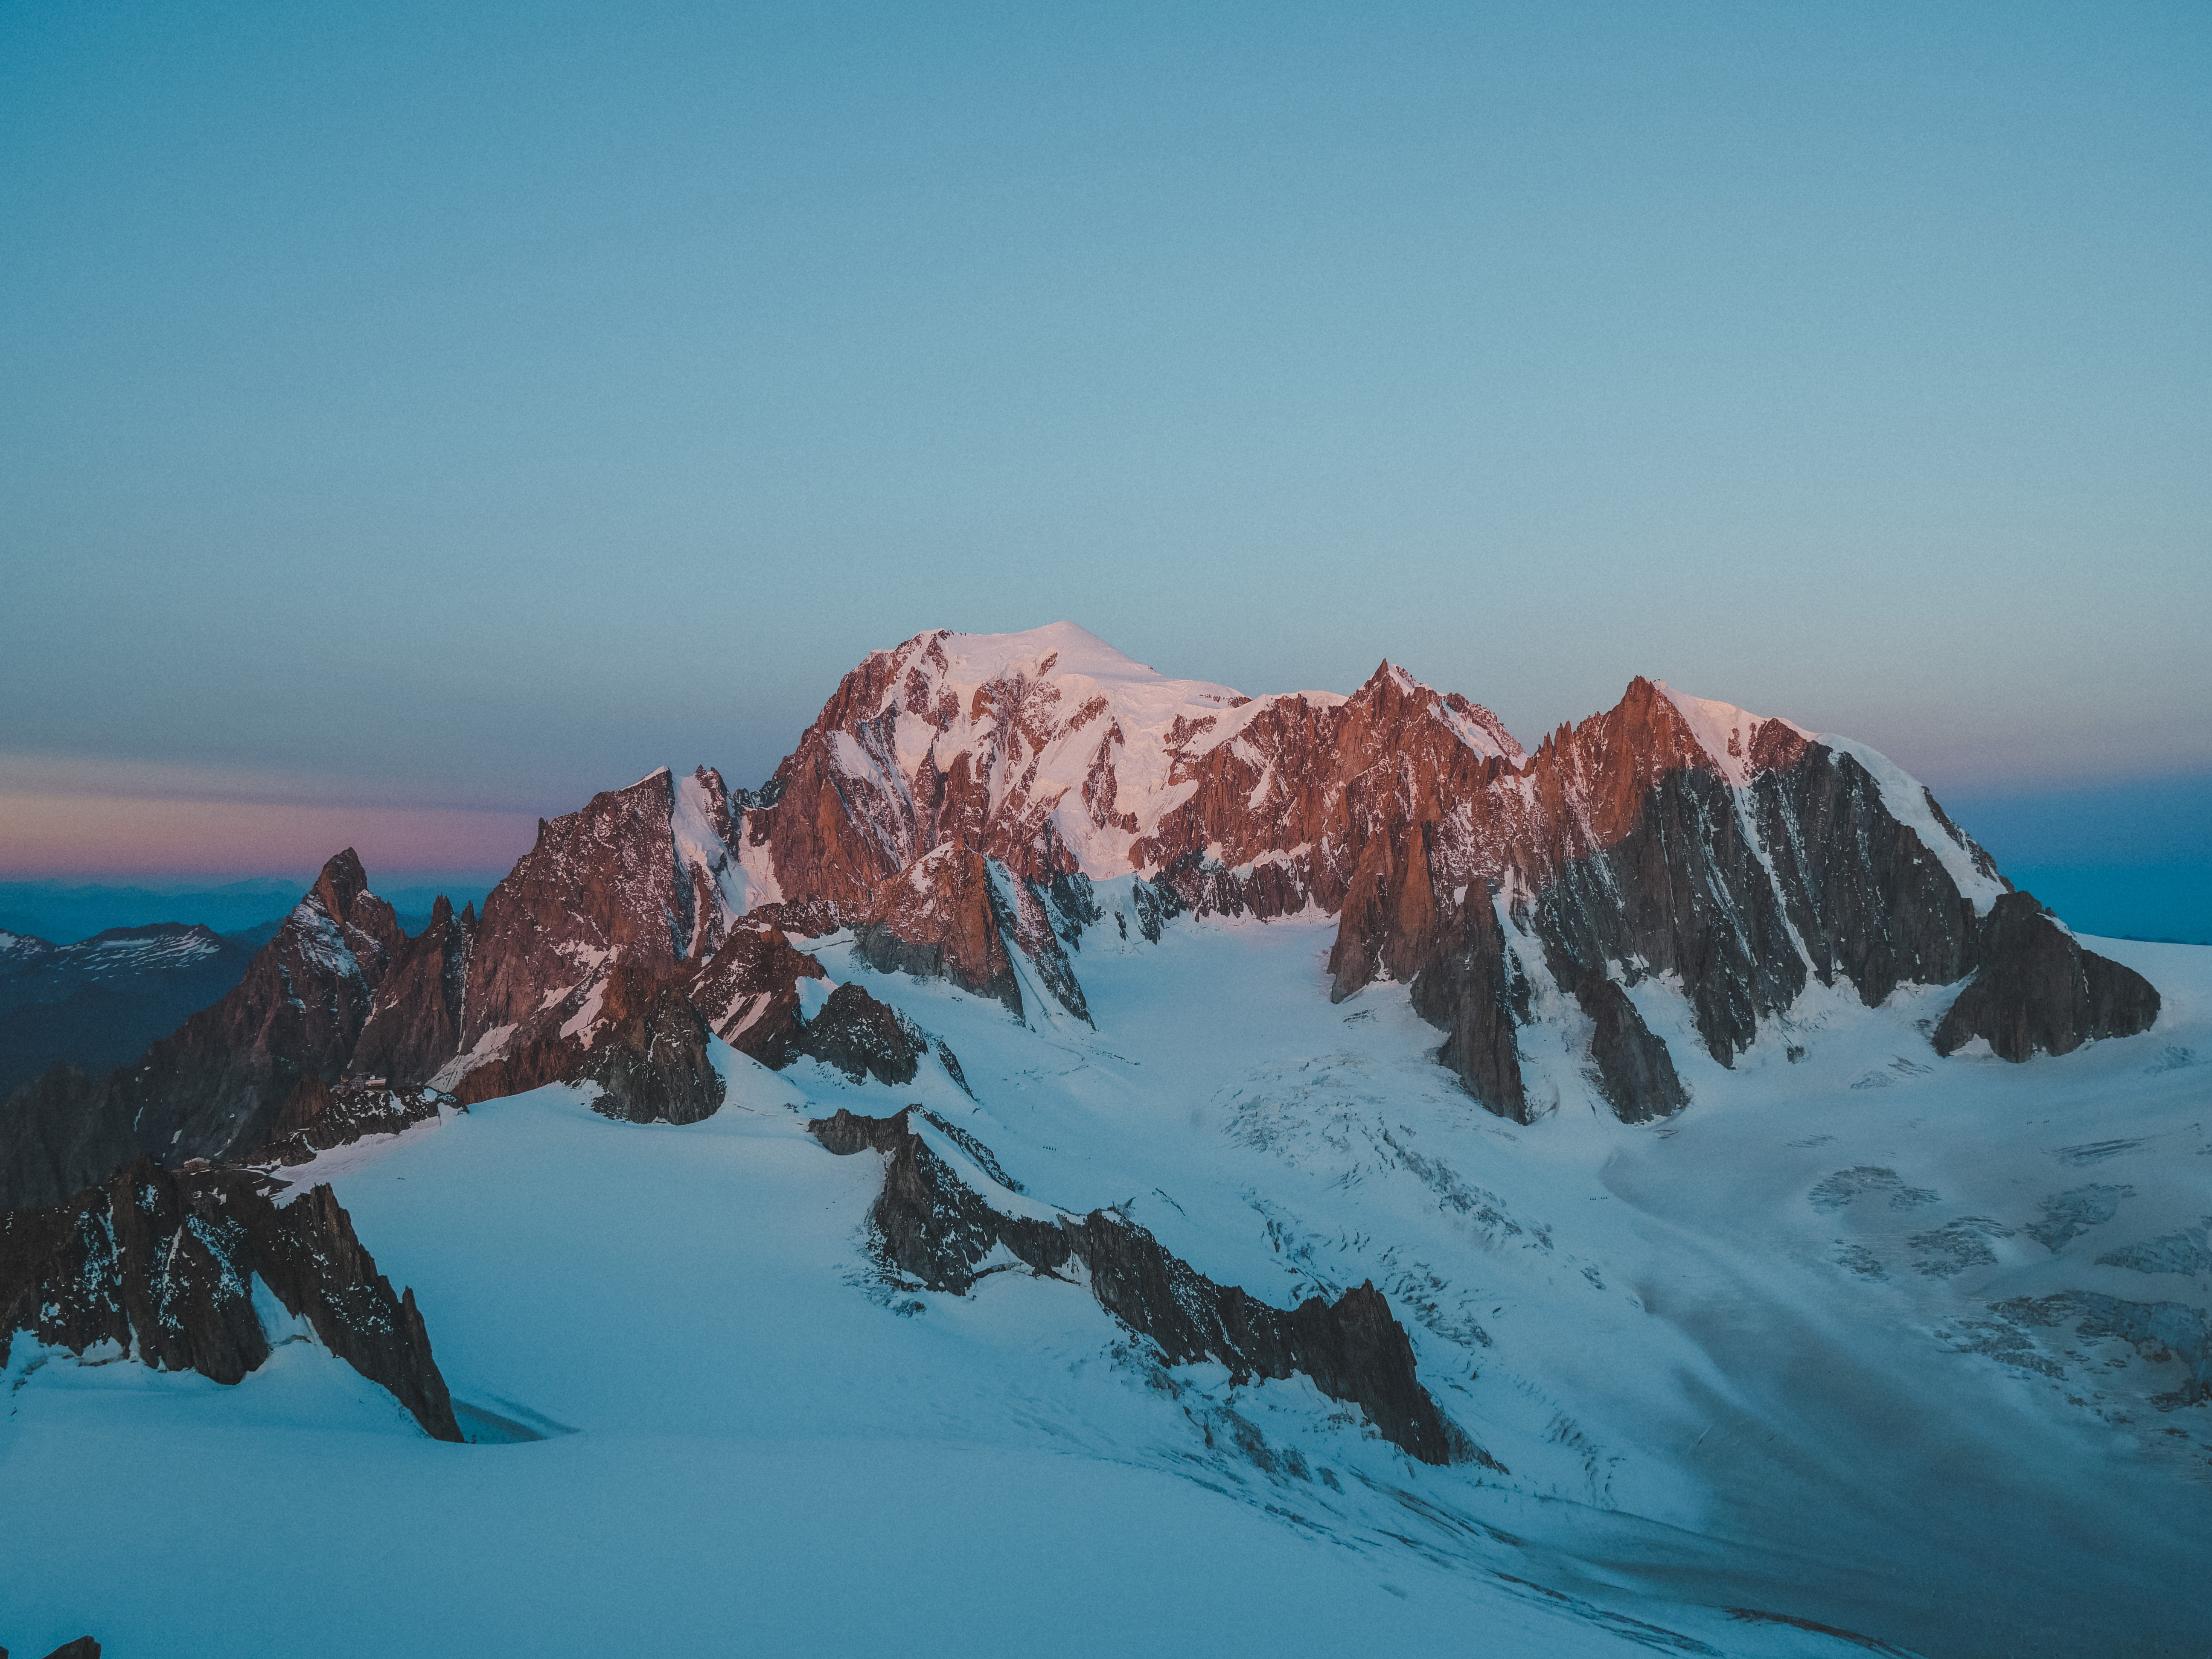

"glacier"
[4,906,2206,1658]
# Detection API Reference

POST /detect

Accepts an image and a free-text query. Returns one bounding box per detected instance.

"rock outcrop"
[853,845,1025,1014]
[852,844,1091,1024]
[1319,680,2048,1112]
[454,961,724,1126]
[572,963,725,1125]
[687,921,827,1067]
[0,1156,460,1441]
[348,894,472,1089]
[258,1079,454,1167]
[1934,892,2161,1062]
[1327,824,1446,1005]
[807,1107,1469,1465]
[1407,885,1530,1123]
[1575,980,1689,1123]
[452,767,754,1085]
[797,984,929,1086]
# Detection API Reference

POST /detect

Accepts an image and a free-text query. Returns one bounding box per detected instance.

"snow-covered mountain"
[2,624,2199,1659]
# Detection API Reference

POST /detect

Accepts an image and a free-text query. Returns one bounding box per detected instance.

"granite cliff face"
[312,763,764,1125]
[687,920,827,1068]
[448,767,751,1091]
[348,894,472,1089]
[1308,678,2014,1120]
[850,844,1091,1025]
[0,1156,460,1441]
[1934,891,2160,1060]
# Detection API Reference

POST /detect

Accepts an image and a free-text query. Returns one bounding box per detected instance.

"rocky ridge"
[732,631,2158,1122]
[0,1155,460,1441]
[0,852,422,1208]
[808,1106,1470,1466]
[1,623,2163,1197]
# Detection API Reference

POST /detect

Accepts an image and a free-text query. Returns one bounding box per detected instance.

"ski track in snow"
[4,922,2210,1659]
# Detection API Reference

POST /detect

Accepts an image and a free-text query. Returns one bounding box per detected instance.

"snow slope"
[847,621,1251,874]
[5,914,2209,1658]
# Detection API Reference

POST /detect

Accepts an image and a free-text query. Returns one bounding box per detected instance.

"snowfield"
[5,916,2208,1658]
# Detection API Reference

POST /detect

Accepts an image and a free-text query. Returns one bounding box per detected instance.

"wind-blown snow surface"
[6,919,2210,1658]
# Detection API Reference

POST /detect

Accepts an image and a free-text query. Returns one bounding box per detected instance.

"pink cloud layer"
[0,792,538,880]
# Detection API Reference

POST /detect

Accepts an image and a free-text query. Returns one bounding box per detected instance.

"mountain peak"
[897,622,1243,707]
[310,848,372,923]
[1649,680,1811,786]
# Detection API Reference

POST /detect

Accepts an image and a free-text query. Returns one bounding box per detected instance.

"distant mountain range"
[0,878,494,947]
[0,922,279,1101]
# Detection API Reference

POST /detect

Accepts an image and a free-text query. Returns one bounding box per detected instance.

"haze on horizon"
[3,3,2206,929]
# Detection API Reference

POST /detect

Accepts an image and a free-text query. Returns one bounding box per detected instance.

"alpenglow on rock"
[0,621,2159,1198]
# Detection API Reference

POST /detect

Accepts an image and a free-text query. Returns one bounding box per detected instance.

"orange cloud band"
[0,791,536,880]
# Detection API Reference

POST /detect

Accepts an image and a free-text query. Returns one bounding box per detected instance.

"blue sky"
[2,2,2206,929]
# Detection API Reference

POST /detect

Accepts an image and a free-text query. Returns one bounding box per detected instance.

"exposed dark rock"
[574,963,725,1125]
[1327,824,1443,1004]
[993,870,1092,1025]
[742,896,852,939]
[1125,875,1185,944]
[1046,870,1103,941]
[920,1110,1024,1190]
[37,1640,101,1659]
[1533,763,1805,1068]
[424,765,775,1113]
[687,922,827,1068]
[799,984,928,1086]
[1575,980,1688,1123]
[731,774,787,812]
[0,1156,460,1441]
[447,1031,593,1111]
[806,1106,913,1156]
[454,961,725,1126]
[935,1042,973,1097]
[1749,745,1983,1008]
[1131,661,1522,923]
[1316,685,2032,1100]
[1935,892,2160,1061]
[852,846,1025,1017]
[347,894,472,1088]
[459,768,742,1065]
[807,1108,1472,1466]
[846,845,1093,1026]
[1408,886,1530,1123]
[0,850,415,1207]
[0,1061,145,1217]
[259,1077,454,1167]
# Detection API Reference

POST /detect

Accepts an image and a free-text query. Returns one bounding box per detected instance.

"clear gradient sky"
[3,3,2207,914]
